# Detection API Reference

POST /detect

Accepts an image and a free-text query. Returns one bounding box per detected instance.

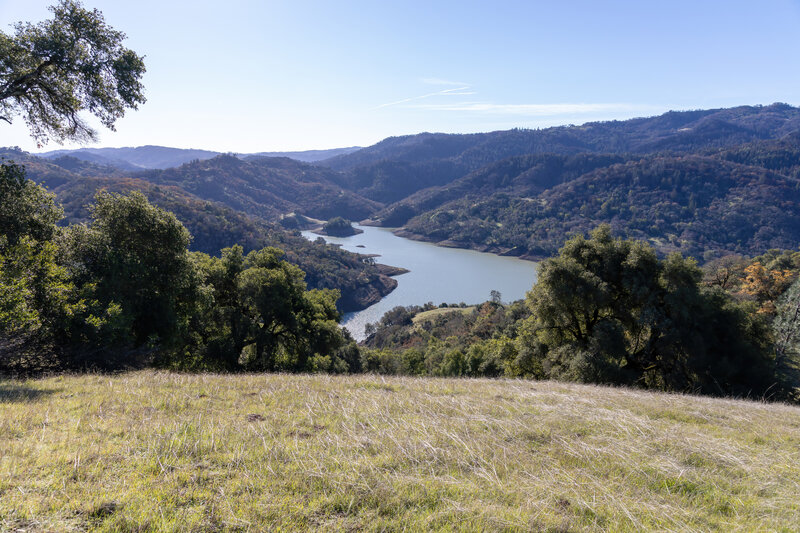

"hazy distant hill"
[39,145,363,170]
[246,146,361,162]
[40,145,223,170]
[39,149,143,171]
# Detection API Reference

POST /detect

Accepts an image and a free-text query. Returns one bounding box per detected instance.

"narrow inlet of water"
[302,225,538,340]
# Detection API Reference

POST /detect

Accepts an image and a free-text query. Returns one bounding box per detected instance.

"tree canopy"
[0,0,145,145]
[773,278,800,389]
[358,226,797,400]
[0,175,354,373]
[522,225,779,396]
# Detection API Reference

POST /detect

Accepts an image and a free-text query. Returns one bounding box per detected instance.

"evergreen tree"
[0,0,145,145]
[773,278,800,396]
[521,225,779,396]
[66,191,196,348]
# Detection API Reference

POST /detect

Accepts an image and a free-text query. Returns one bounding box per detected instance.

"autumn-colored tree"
[739,262,795,314]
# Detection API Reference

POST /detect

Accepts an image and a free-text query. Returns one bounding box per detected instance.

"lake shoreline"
[379,227,546,262]
[303,225,538,341]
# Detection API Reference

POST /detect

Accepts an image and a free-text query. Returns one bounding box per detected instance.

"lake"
[302,225,538,340]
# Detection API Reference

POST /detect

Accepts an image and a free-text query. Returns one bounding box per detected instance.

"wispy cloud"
[408,102,660,116]
[373,86,474,110]
[375,80,657,120]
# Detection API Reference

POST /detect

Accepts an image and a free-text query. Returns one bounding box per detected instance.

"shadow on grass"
[0,383,59,403]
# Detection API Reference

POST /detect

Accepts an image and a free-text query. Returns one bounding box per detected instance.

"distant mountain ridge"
[246,147,361,162]
[321,103,800,172]
[38,145,362,170]
[7,102,800,264]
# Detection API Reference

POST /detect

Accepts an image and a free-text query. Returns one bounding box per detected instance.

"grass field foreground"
[1,371,799,531]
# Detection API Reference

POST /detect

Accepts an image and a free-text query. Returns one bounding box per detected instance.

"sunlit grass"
[411,306,476,325]
[1,371,799,531]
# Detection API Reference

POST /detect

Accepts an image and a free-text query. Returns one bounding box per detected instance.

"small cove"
[302,225,538,340]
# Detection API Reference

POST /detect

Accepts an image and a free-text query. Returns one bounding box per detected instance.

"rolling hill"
[8,103,800,269]
[398,155,800,260]
[0,148,397,313]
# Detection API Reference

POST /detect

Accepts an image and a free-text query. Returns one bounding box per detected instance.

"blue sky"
[1,0,800,153]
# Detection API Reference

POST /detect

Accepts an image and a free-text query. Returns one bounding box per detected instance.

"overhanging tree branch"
[0,0,145,145]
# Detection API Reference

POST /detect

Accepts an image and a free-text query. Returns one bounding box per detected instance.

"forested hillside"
[135,154,381,221]
[329,103,800,262]
[7,103,800,272]
[400,155,800,259]
[322,103,800,171]
[0,149,396,313]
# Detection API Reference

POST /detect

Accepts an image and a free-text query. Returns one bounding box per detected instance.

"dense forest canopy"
[0,168,359,373]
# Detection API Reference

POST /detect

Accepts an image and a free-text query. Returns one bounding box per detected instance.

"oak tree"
[0,0,145,145]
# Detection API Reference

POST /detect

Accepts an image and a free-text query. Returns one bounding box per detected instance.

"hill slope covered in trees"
[7,103,800,267]
[0,148,396,313]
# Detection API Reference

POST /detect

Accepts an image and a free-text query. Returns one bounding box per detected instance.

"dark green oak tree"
[520,225,780,397]
[187,245,345,372]
[0,0,145,145]
[66,191,197,348]
[773,278,800,398]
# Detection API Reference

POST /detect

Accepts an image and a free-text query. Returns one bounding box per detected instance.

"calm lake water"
[302,225,538,340]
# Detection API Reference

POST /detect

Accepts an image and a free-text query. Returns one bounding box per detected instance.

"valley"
[3,104,800,392]
[6,103,800,320]
[301,225,537,340]
[3,3,800,531]
[2,103,800,325]
[22,103,800,266]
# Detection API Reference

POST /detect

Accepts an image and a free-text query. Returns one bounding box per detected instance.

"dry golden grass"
[411,306,476,325]
[1,371,799,532]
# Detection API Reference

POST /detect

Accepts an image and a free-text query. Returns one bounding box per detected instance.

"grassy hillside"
[1,372,798,531]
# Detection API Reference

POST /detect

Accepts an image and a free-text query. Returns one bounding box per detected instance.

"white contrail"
[373,86,473,110]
